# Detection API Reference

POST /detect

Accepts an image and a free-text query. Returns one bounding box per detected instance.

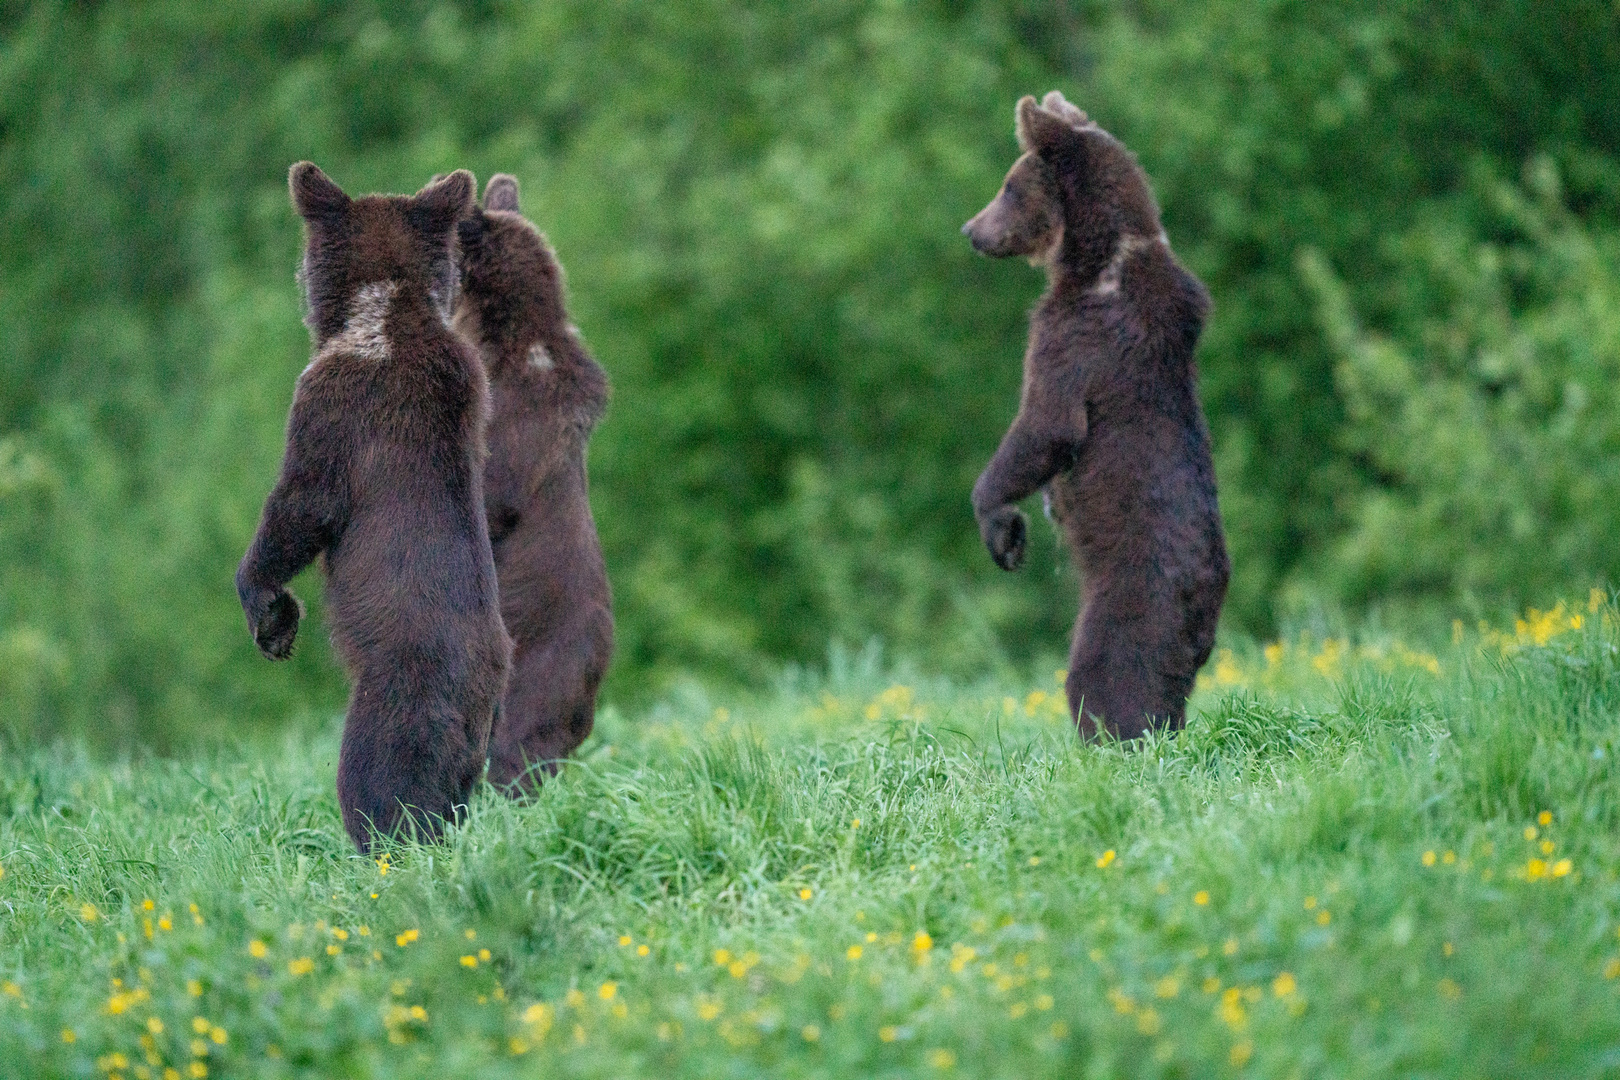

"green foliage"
[1,1,1617,743]
[1300,159,1620,612]
[3,610,1620,1076]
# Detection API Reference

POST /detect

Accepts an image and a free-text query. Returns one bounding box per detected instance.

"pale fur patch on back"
[1090,232,1167,297]
[322,281,397,360]
[527,342,554,371]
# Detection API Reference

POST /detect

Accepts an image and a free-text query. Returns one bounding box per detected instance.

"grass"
[3,595,1620,1079]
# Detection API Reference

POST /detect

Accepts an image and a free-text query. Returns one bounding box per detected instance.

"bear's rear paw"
[251,588,304,660]
[983,506,1027,571]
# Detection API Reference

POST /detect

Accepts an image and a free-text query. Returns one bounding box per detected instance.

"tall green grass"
[2,600,1619,1078]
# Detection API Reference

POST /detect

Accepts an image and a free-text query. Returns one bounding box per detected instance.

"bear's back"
[301,326,504,673]
[1044,245,1224,589]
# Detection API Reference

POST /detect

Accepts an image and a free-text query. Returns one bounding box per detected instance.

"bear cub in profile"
[963,92,1229,740]
[237,164,512,851]
[452,174,613,790]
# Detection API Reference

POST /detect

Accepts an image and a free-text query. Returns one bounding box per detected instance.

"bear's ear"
[1015,96,1079,158]
[408,169,476,235]
[483,174,520,213]
[1040,91,1090,129]
[289,162,350,224]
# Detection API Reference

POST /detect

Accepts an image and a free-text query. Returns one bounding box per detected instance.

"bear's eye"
[1003,182,1021,205]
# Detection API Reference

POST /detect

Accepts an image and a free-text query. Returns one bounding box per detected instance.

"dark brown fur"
[963,93,1229,739]
[236,164,512,851]
[452,174,613,791]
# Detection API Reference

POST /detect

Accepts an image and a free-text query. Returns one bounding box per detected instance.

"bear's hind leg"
[336,678,482,852]
[1065,617,1167,742]
[488,608,612,793]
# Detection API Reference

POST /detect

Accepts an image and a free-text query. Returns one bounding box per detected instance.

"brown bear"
[236,164,512,851]
[450,174,613,791]
[963,92,1229,740]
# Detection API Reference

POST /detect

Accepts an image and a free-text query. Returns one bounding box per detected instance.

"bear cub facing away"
[452,174,613,790]
[963,92,1229,740]
[237,164,512,851]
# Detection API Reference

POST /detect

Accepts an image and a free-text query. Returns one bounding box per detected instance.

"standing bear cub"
[964,93,1229,740]
[237,164,512,851]
[452,174,613,791]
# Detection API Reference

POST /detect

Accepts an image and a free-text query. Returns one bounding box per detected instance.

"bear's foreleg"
[972,420,1075,571]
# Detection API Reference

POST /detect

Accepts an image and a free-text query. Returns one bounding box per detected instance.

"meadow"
[2,594,1618,1079]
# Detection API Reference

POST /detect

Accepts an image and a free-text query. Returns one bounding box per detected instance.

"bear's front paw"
[250,588,304,660]
[982,506,1027,571]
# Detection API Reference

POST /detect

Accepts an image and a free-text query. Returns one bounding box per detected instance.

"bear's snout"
[961,214,994,253]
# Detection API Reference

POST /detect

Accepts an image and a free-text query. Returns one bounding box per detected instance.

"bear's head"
[452,174,569,353]
[289,163,475,341]
[962,92,1161,283]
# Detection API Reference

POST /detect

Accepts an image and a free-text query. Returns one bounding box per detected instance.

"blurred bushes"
[0,1,1616,746]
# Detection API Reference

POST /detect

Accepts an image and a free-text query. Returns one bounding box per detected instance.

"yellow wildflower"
[1194,890,1209,905]
[522,1002,554,1037]
[802,1024,821,1042]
